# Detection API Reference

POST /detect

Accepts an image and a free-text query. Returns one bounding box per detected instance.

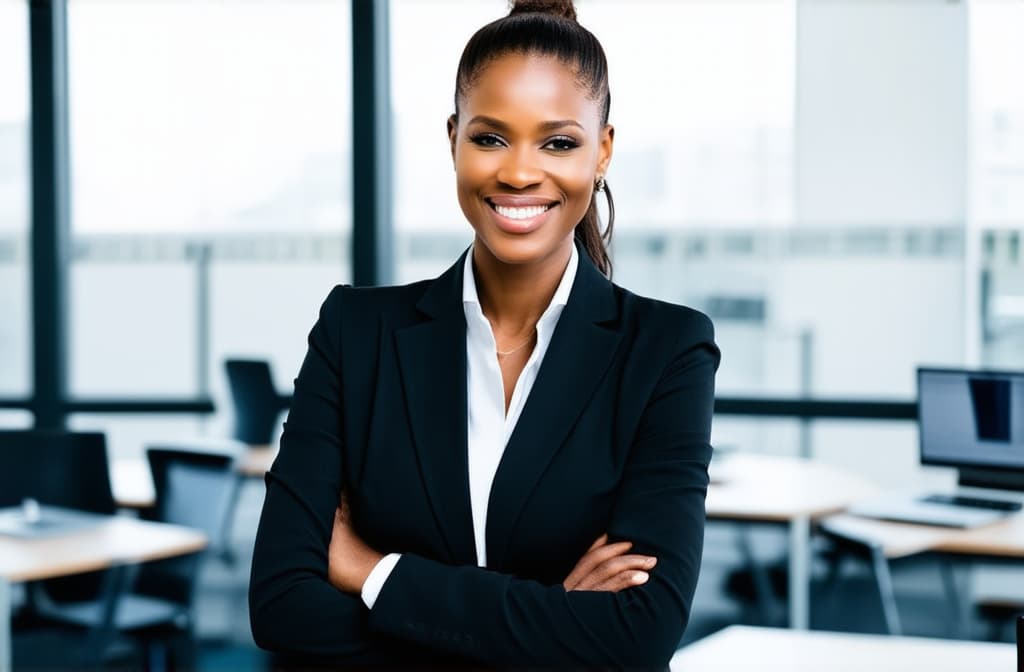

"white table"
[0,515,206,672]
[705,454,877,629]
[670,625,1015,671]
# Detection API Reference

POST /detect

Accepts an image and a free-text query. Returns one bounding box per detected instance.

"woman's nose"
[496,147,543,188]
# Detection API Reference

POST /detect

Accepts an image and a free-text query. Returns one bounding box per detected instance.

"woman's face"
[448,53,613,269]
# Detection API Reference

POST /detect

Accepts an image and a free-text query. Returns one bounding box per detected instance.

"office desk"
[669,624,1015,671]
[706,454,877,630]
[0,515,207,672]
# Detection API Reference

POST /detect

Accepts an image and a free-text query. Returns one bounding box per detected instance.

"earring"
[595,175,606,192]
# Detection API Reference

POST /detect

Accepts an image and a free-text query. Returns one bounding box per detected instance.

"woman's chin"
[474,231,570,267]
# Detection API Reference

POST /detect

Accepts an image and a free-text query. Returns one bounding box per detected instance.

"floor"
[12,483,1021,670]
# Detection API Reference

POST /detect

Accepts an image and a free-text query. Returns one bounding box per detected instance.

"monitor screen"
[918,367,1024,472]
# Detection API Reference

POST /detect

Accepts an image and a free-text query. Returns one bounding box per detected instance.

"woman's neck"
[472,239,572,333]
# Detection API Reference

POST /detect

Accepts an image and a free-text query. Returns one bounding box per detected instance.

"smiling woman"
[249,0,720,668]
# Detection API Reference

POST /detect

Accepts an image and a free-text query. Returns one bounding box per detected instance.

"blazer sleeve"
[365,313,720,669]
[248,286,405,663]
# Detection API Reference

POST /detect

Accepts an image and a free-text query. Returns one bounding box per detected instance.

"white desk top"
[0,515,207,582]
[706,453,877,522]
[670,625,1015,671]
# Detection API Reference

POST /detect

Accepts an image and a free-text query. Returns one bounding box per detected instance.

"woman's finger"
[587,533,609,552]
[565,540,631,581]
[592,569,650,593]
[563,540,632,590]
[574,555,656,591]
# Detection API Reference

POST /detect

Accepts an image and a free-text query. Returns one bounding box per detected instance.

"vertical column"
[29,0,71,429]
[352,0,394,286]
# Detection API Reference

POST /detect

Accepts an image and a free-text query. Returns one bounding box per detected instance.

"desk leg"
[1,576,11,672]
[789,515,810,630]
[940,558,971,639]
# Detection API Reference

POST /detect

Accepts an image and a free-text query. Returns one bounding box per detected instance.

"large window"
[67,0,351,455]
[0,0,30,401]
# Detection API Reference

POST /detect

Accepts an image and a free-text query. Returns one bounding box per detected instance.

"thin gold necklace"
[496,330,536,358]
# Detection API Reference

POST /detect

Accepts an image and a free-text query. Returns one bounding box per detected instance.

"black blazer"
[249,245,720,670]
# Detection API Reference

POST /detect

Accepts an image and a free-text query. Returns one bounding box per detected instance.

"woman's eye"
[544,136,579,152]
[470,133,504,148]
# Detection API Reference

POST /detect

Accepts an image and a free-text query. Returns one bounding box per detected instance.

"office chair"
[224,359,288,446]
[36,447,236,670]
[220,358,290,564]
[0,430,117,604]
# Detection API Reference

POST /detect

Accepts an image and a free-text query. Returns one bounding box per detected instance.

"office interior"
[1,0,1022,669]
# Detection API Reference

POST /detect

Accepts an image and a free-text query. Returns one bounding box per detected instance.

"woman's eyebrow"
[467,115,585,132]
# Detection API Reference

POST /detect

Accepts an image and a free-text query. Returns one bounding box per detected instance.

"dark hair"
[453,0,615,277]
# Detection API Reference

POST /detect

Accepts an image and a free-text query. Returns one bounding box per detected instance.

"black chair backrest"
[224,359,284,445]
[134,447,235,605]
[0,430,116,513]
[0,430,116,602]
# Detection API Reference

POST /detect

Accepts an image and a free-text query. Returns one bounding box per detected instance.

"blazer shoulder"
[319,279,433,322]
[614,284,716,346]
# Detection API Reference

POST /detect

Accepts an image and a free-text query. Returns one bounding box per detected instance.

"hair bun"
[508,0,577,22]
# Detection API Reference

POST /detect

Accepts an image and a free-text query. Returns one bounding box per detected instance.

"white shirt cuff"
[360,552,401,609]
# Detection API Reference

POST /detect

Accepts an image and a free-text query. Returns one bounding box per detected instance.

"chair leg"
[823,551,847,627]
[869,547,902,636]
[143,640,167,672]
[735,525,778,625]
[72,564,133,667]
[218,473,245,566]
[939,558,970,639]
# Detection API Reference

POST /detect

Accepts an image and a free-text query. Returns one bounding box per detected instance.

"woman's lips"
[486,197,558,235]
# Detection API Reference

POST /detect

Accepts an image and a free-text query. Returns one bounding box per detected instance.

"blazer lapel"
[485,248,623,570]
[394,250,478,566]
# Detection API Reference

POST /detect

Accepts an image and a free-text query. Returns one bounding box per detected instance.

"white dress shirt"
[360,244,579,608]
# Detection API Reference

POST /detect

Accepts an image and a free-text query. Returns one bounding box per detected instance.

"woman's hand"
[327,493,384,595]
[562,533,657,592]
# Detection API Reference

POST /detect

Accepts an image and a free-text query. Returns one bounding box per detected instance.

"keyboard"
[920,494,1023,512]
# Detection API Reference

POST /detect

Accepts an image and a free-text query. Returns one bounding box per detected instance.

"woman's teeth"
[493,204,550,220]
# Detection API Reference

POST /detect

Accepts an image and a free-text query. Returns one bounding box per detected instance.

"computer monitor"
[918,367,1024,491]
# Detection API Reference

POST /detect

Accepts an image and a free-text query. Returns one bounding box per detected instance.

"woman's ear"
[597,124,615,177]
[447,114,459,165]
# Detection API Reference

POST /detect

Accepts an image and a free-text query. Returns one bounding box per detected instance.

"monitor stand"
[958,466,1024,493]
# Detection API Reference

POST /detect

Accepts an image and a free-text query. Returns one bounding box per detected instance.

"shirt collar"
[462,243,579,317]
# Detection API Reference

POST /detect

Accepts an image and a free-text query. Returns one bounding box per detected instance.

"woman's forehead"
[461,53,600,127]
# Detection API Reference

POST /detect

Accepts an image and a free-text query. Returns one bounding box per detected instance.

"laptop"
[0,501,110,539]
[849,367,1024,528]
